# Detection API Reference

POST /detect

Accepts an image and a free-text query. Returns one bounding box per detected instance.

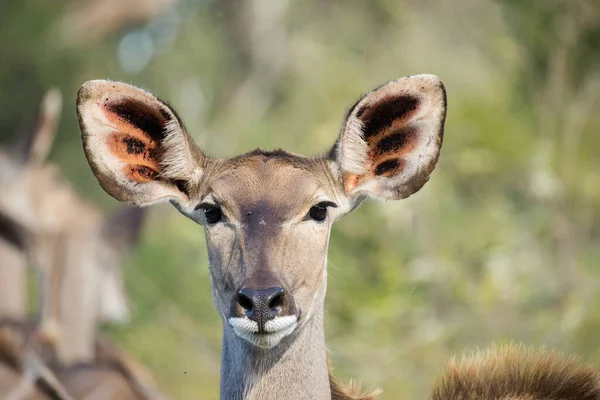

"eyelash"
[197,202,223,224]
[307,201,337,222]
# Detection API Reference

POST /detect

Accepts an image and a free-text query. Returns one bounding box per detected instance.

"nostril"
[268,292,284,310]
[237,290,254,312]
[237,286,285,323]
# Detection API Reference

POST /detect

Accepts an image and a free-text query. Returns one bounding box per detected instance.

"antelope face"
[76,75,446,349]
[193,153,352,348]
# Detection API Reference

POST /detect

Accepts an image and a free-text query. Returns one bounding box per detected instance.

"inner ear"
[357,94,420,178]
[103,98,170,183]
[335,74,447,200]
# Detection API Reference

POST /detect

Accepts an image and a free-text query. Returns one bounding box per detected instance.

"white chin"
[228,316,298,349]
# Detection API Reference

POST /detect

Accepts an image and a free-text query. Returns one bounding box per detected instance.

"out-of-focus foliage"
[1,0,599,398]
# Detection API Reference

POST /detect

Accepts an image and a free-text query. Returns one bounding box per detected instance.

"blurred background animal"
[0,90,166,399]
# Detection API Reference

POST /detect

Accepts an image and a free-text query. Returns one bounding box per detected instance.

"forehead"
[209,151,331,216]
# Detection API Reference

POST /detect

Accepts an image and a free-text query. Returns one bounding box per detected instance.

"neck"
[220,308,331,400]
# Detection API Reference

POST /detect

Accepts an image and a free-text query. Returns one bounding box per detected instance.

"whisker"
[327,260,340,270]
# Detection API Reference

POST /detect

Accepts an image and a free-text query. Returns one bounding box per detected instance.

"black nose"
[237,287,285,328]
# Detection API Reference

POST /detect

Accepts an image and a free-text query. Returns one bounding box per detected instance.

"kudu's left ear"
[77,80,205,208]
[332,74,447,201]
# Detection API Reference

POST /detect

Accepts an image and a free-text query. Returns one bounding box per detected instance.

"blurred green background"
[2,0,600,398]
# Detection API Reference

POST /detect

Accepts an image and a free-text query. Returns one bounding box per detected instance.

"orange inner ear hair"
[343,174,359,194]
[103,101,167,184]
[106,108,160,183]
[124,164,159,183]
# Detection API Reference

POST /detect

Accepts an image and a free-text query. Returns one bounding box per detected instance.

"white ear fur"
[338,117,369,176]
[335,74,447,200]
[77,80,204,208]
[160,118,204,183]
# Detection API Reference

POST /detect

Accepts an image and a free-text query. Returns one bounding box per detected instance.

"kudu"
[0,88,131,329]
[76,76,600,399]
[0,87,62,321]
[36,206,168,400]
[0,89,73,400]
[0,90,164,399]
[0,88,132,359]
[40,207,168,400]
[0,180,162,398]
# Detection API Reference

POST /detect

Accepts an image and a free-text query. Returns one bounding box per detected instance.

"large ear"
[77,80,204,208]
[332,74,446,200]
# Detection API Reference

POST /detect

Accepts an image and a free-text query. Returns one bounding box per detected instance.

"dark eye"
[308,201,337,222]
[202,205,223,224]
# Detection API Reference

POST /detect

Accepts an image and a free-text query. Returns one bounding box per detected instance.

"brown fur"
[327,356,382,400]
[431,344,600,400]
[330,374,382,400]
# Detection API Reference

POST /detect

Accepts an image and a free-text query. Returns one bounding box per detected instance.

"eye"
[308,201,337,222]
[200,204,223,224]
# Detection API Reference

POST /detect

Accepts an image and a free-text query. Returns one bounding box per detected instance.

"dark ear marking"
[371,127,417,158]
[174,180,190,197]
[106,131,162,183]
[122,136,145,155]
[125,165,159,183]
[359,95,419,139]
[105,98,170,141]
[102,97,177,184]
[360,95,421,178]
[374,158,403,177]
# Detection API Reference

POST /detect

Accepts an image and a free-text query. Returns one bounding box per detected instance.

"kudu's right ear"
[77,80,204,208]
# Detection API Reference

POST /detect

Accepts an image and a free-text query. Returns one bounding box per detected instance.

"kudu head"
[77,75,446,352]
[0,88,64,233]
[0,89,145,362]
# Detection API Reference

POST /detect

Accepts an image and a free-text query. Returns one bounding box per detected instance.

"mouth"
[228,315,298,349]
